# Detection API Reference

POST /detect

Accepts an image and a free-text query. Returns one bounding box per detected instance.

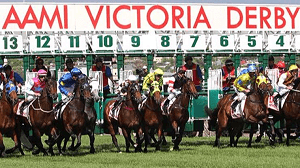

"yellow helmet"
[289,65,298,71]
[154,68,164,76]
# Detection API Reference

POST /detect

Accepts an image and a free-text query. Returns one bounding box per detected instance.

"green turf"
[2,135,300,168]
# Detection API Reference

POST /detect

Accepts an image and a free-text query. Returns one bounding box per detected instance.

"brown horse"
[281,78,300,146]
[168,77,199,150]
[206,75,269,147]
[104,82,143,153]
[57,75,96,154]
[141,81,163,152]
[0,80,24,156]
[27,77,58,155]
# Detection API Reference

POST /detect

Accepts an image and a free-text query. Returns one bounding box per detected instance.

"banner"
[0,3,300,31]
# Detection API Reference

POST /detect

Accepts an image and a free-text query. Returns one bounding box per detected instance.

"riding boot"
[20,101,30,113]
[273,94,281,105]
[54,100,63,112]
[231,100,240,112]
[163,99,170,114]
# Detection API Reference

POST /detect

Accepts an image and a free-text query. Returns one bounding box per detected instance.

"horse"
[25,77,58,155]
[104,82,143,153]
[206,74,269,147]
[0,80,24,156]
[140,81,164,152]
[167,77,199,150]
[281,78,300,146]
[57,75,97,154]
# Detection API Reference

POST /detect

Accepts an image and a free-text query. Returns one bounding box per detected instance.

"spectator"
[64,58,74,72]
[268,56,278,69]
[32,57,51,77]
[182,56,203,92]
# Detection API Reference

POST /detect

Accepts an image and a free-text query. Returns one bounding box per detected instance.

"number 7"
[190,35,199,47]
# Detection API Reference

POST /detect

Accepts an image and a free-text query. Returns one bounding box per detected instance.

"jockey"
[55,67,82,110]
[276,61,286,77]
[142,68,164,98]
[163,66,186,113]
[19,69,47,113]
[273,65,298,104]
[111,75,138,116]
[231,65,257,112]
[222,59,235,92]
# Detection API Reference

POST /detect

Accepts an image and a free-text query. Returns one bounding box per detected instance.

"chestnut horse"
[0,80,24,156]
[141,81,163,152]
[281,78,300,146]
[206,75,269,147]
[57,76,96,154]
[168,77,199,150]
[104,83,143,153]
[27,77,58,155]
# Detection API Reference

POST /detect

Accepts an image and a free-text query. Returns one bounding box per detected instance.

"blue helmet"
[248,65,257,72]
[0,65,3,69]
[259,66,264,72]
[70,68,82,77]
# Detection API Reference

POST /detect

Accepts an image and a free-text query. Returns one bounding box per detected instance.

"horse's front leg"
[171,121,179,143]
[135,127,143,152]
[6,130,24,155]
[286,120,292,146]
[108,122,121,153]
[87,129,95,153]
[121,128,131,153]
[156,124,163,151]
[248,124,255,147]
[32,128,48,156]
[0,133,5,157]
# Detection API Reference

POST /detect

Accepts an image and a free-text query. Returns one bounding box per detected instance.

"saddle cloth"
[55,99,72,120]
[109,102,122,120]
[16,100,34,118]
[231,99,246,119]
[268,93,289,111]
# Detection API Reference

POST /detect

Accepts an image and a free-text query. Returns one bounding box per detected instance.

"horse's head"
[44,77,58,100]
[150,81,161,104]
[182,77,199,99]
[5,80,18,106]
[128,83,142,103]
[78,74,93,102]
[256,74,273,96]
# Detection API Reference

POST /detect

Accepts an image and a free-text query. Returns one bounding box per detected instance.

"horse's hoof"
[32,149,40,155]
[162,141,167,146]
[173,146,179,151]
[143,149,148,153]
[247,144,252,148]
[255,137,261,143]
[155,147,160,151]
[90,148,95,154]
[133,143,138,148]
[150,143,156,147]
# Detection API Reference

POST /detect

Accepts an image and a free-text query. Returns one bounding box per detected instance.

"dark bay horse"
[0,80,24,156]
[168,77,199,150]
[281,78,300,146]
[141,81,163,152]
[104,83,143,153]
[27,78,58,155]
[57,76,96,154]
[206,75,269,147]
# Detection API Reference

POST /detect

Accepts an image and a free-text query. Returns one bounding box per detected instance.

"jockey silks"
[222,65,235,88]
[92,65,112,91]
[30,77,45,93]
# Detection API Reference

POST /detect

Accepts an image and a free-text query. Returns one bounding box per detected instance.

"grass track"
[2,135,300,168]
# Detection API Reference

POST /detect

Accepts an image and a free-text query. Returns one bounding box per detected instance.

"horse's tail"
[205,105,218,129]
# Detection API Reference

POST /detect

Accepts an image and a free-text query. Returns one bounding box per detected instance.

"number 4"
[276,35,284,47]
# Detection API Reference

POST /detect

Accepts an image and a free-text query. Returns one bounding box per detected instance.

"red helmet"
[277,61,285,69]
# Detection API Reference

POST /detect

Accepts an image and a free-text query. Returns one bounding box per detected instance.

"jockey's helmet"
[154,68,164,76]
[128,75,138,82]
[38,69,47,76]
[277,61,285,69]
[289,65,298,71]
[142,66,147,70]
[259,66,264,73]
[71,67,82,77]
[248,65,256,72]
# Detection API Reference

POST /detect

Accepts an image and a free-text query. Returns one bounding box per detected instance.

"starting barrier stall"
[0,3,299,135]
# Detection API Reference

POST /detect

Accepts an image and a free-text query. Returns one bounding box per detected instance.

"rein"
[30,97,53,113]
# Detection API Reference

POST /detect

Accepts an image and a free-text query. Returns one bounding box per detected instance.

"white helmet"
[127,75,138,82]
